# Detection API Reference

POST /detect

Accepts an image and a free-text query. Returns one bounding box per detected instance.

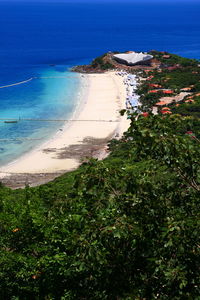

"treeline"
[0,114,200,299]
[149,50,198,67]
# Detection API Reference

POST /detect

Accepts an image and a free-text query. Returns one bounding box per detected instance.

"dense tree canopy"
[0,114,199,299]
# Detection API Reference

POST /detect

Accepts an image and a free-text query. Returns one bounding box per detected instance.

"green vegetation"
[149,50,198,67]
[151,68,200,91]
[91,53,114,70]
[138,88,164,110]
[0,114,200,299]
[139,53,200,111]
[0,51,200,299]
[171,96,200,121]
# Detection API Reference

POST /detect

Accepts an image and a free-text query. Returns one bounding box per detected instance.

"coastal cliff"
[72,50,198,74]
[72,53,116,73]
[72,51,159,73]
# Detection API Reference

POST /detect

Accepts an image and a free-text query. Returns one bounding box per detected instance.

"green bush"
[0,115,199,299]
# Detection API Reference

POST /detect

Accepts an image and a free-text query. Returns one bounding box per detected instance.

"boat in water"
[4,120,18,124]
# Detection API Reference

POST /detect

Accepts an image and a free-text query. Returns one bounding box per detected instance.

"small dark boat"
[4,120,18,124]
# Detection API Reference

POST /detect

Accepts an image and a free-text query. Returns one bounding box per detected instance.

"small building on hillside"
[113,52,153,66]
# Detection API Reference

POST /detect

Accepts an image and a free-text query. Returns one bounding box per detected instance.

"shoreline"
[0,71,130,188]
[0,72,85,169]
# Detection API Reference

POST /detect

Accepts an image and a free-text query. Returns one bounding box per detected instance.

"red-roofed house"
[167,65,181,71]
[161,110,172,115]
[163,90,173,94]
[181,87,191,92]
[162,107,170,111]
[185,99,194,103]
[141,112,149,117]
[149,83,162,88]
[149,90,161,94]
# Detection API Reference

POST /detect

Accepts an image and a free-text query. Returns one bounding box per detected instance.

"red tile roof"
[141,112,149,117]
[161,110,172,114]
[162,107,171,111]
[149,90,160,93]
[185,99,194,103]
[163,90,173,94]
[149,83,162,88]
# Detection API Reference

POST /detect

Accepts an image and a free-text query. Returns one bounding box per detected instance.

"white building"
[113,52,153,66]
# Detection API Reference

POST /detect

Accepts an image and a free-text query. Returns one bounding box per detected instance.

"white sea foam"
[0,69,83,167]
[0,77,34,89]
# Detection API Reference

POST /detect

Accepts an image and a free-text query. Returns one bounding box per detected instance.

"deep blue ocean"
[0,1,200,166]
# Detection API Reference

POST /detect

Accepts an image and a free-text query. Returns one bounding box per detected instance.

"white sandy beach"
[0,71,130,177]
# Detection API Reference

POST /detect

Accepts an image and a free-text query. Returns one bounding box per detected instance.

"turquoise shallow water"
[0,66,82,166]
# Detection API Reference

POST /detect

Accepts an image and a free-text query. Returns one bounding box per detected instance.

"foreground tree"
[0,114,199,299]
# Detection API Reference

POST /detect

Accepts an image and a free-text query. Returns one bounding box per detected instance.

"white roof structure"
[113,52,153,66]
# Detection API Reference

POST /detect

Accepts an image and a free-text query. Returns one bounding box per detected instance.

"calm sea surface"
[0,1,200,165]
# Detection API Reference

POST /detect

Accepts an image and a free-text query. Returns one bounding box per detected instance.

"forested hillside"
[0,112,199,299]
